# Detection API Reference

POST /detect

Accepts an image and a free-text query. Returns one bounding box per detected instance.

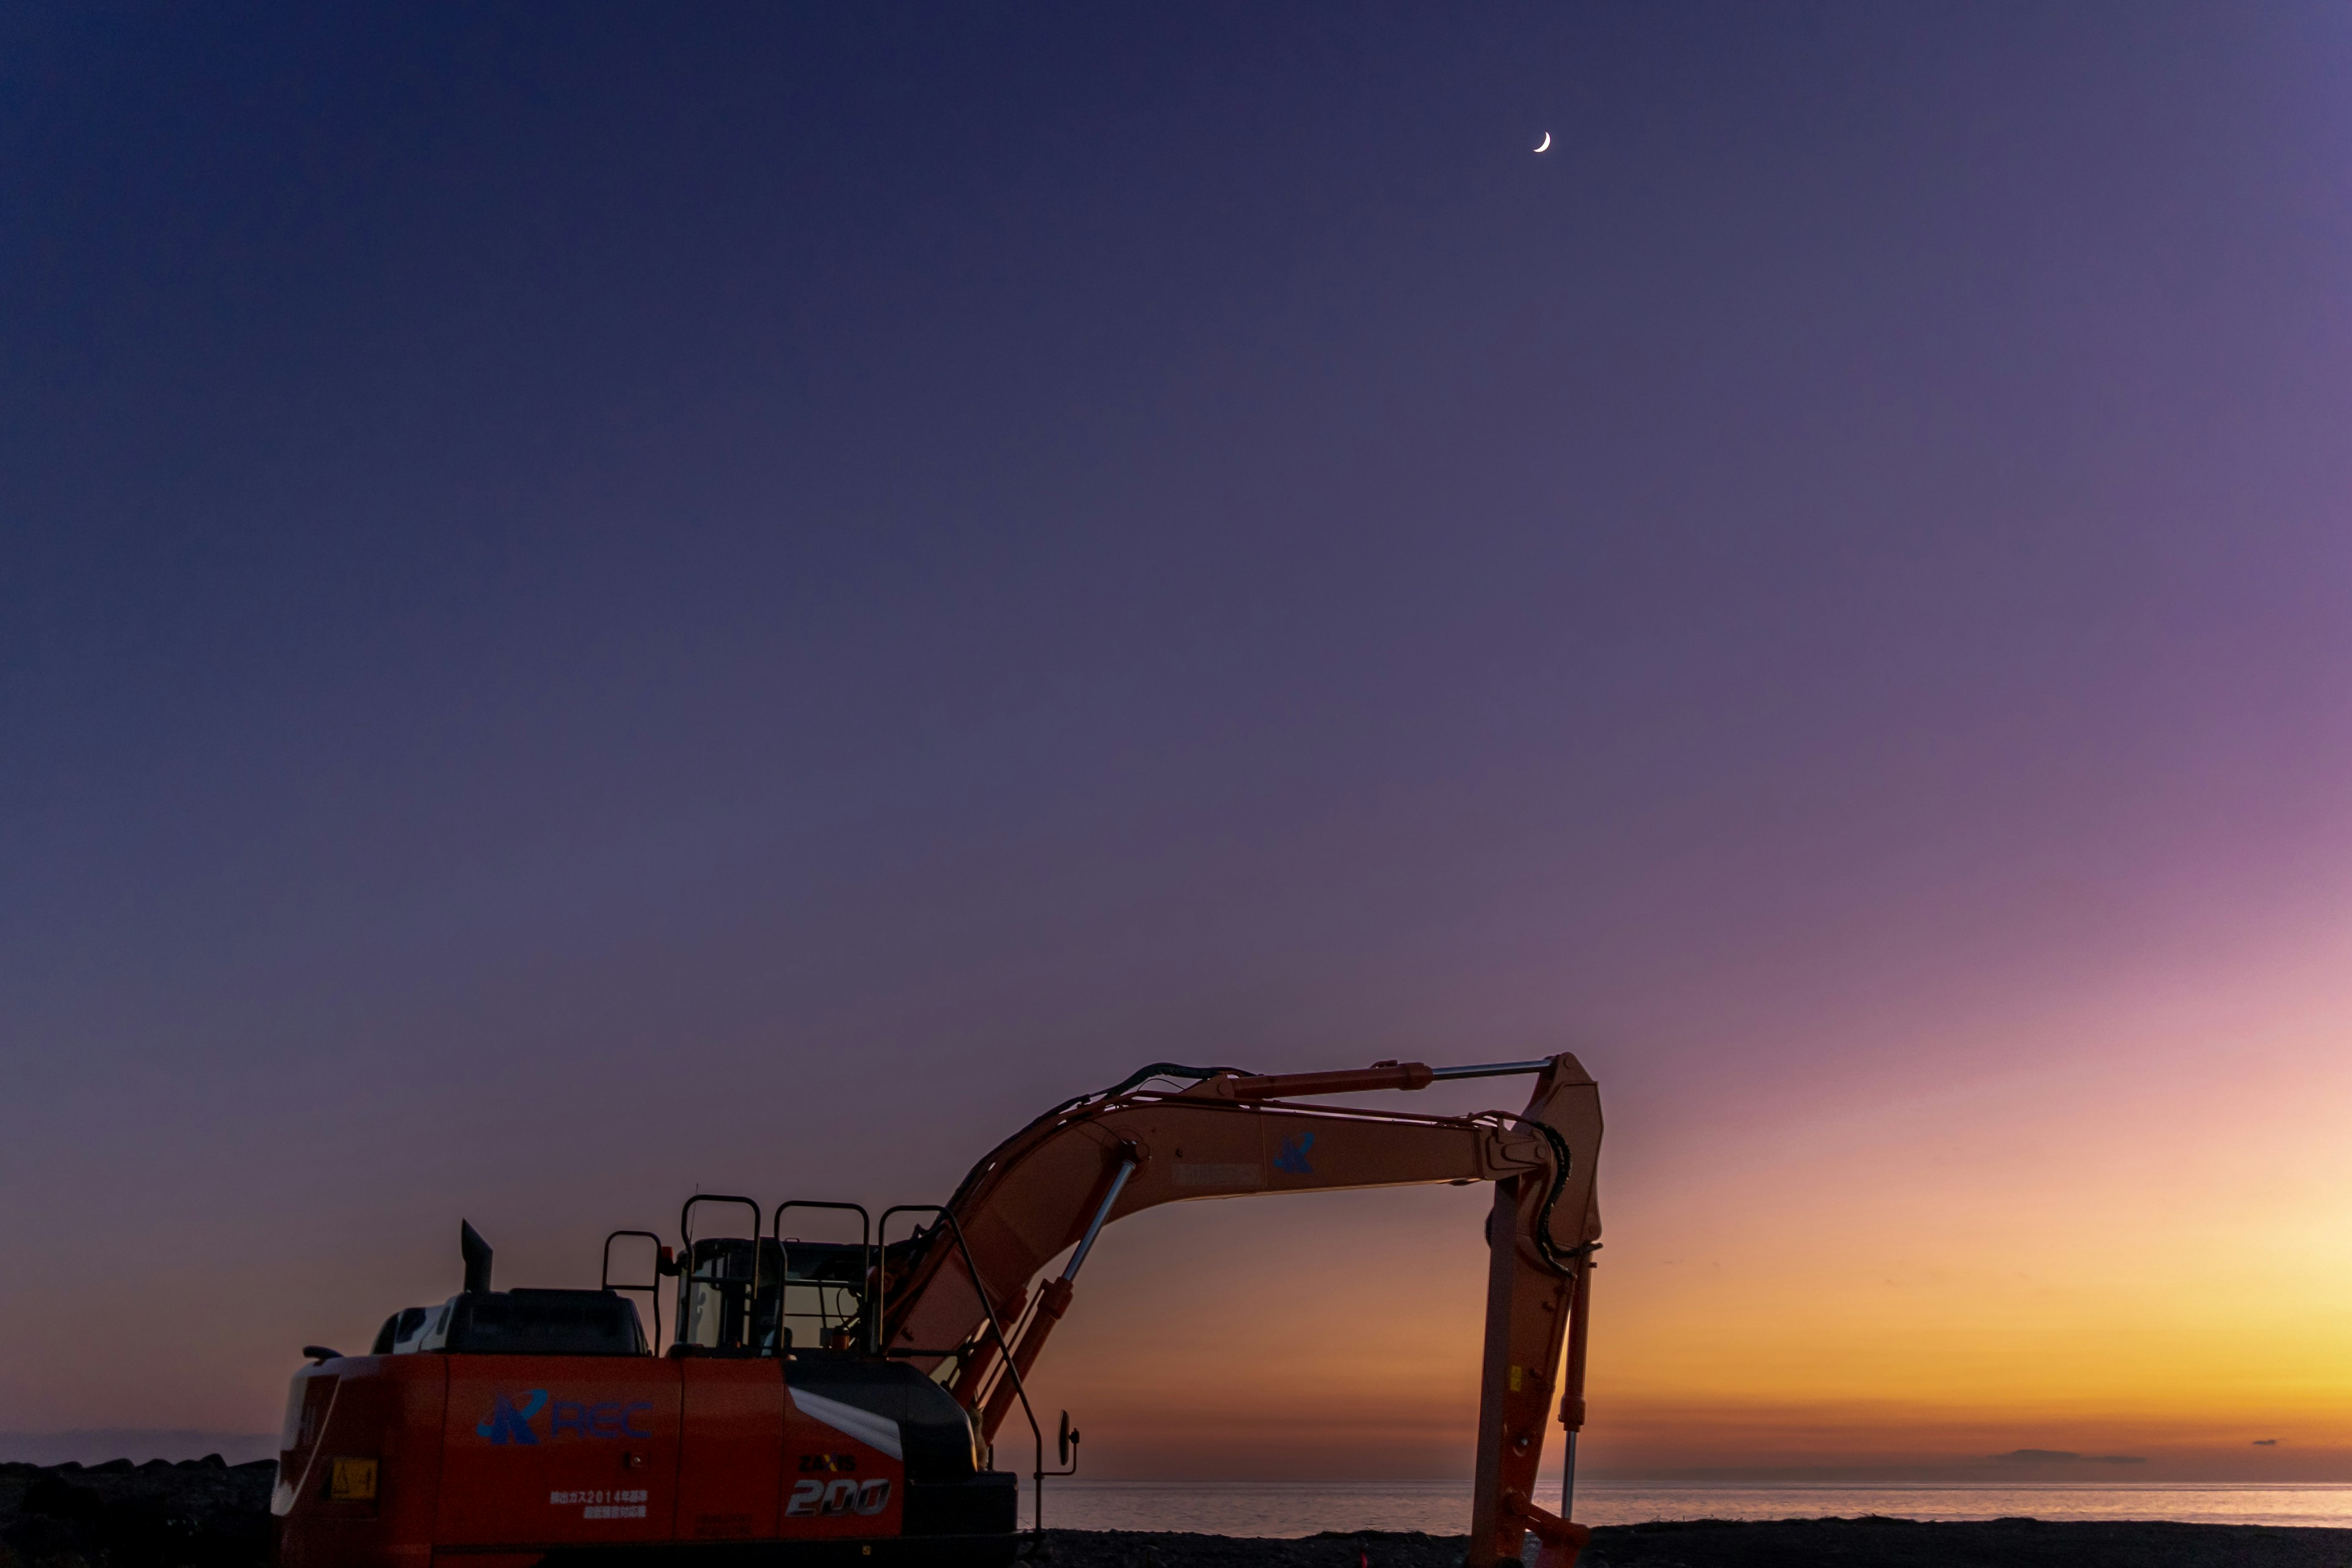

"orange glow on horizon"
[1023,923,2352,1479]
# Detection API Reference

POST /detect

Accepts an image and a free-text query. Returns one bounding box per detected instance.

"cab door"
[675,1358,786,1542]
[436,1357,681,1547]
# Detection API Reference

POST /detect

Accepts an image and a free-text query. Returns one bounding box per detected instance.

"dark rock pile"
[0,1456,274,1567]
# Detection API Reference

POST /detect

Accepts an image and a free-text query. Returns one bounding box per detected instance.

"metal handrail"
[600,1229,668,1352]
[876,1204,1054,1542]
[679,1194,765,1352]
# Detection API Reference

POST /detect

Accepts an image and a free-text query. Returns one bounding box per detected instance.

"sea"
[1040,1480,2352,1537]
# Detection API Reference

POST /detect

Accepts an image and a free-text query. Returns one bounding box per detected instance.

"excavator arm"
[877,1054,1604,1568]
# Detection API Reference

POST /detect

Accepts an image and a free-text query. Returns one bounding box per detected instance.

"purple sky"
[5,3,2350,1473]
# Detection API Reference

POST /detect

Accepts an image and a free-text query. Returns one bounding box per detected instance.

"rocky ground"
[9,1464,2352,1567]
[0,1458,274,1567]
[1046,1521,2352,1568]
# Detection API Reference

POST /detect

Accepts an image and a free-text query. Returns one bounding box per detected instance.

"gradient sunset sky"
[6,2,2351,1479]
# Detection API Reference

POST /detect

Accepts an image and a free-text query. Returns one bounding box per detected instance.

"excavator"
[274,1054,1602,1568]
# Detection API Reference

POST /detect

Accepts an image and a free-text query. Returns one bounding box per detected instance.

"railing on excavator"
[603,1196,1075,1549]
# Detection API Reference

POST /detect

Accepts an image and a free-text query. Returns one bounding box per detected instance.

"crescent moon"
[1534,132,1551,153]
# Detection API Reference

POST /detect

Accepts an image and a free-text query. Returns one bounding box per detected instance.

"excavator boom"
[882,1054,1604,1568]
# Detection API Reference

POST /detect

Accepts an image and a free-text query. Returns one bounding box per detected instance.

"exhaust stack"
[460,1220,494,1294]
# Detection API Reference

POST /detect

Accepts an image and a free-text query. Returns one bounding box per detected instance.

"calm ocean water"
[1041,1480,2352,1537]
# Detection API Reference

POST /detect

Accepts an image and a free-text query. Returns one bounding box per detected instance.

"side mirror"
[657,1245,679,1277]
[302,1346,342,1364]
[1057,1410,1079,1467]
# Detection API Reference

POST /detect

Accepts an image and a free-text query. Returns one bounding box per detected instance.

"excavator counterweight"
[274,1054,1601,1568]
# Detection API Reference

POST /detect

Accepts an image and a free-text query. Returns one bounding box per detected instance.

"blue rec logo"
[478,1389,549,1445]
[1274,1131,1315,1174]
[477,1390,657,1446]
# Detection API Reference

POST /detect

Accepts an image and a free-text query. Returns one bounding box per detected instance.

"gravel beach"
[1046,1521,2352,1568]
[10,1463,2352,1568]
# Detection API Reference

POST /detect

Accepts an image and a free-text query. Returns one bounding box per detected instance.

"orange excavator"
[274,1054,1602,1568]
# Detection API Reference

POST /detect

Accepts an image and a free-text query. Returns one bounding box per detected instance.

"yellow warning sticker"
[327,1457,377,1501]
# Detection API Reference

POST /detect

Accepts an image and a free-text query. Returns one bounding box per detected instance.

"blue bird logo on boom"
[1274,1132,1316,1174]
[478,1389,548,1445]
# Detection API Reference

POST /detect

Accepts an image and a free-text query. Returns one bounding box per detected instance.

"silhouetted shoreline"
[1050,1520,2352,1567]
[11,1460,2352,1567]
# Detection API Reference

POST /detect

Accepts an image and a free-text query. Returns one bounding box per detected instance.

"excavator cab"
[671,1236,783,1353]
[669,1237,875,1354]
[667,1195,885,1357]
